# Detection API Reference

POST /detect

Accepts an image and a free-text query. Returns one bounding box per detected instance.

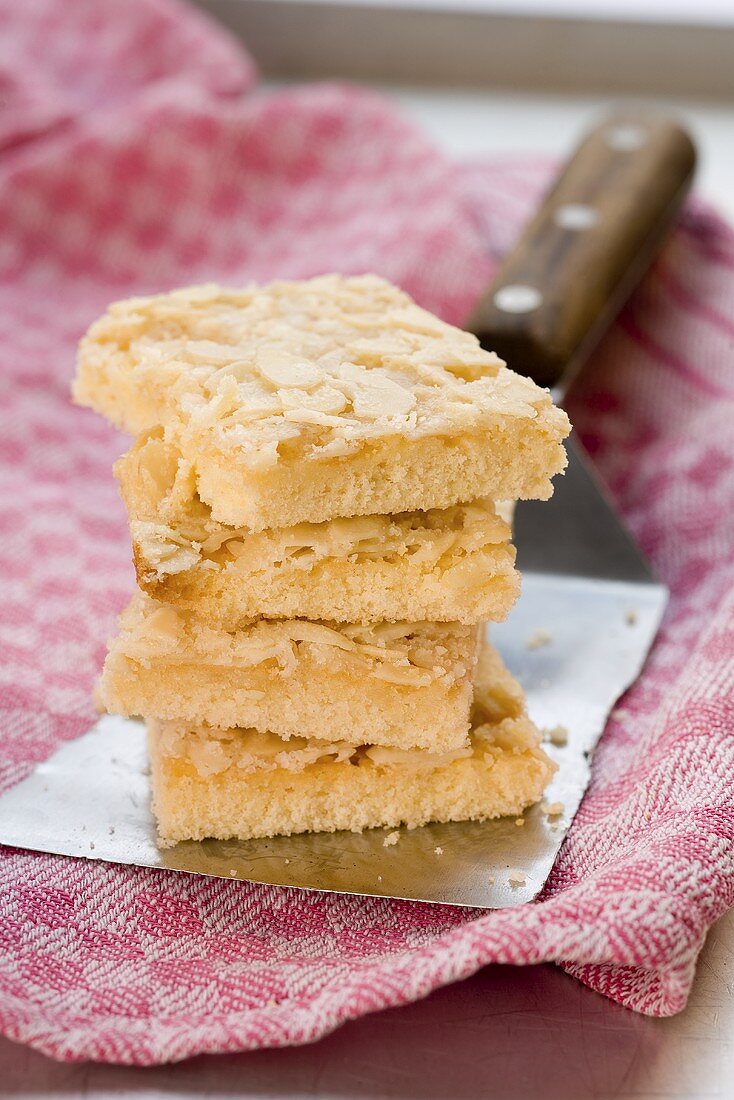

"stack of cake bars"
[73,275,571,846]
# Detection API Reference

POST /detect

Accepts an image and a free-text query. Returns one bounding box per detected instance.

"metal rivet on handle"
[554,203,600,230]
[493,285,543,314]
[606,124,649,151]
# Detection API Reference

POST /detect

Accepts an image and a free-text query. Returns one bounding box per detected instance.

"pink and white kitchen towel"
[0,0,733,1063]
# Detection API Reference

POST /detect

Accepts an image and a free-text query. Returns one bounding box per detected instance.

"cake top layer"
[76,274,568,471]
[118,431,513,581]
[117,592,478,689]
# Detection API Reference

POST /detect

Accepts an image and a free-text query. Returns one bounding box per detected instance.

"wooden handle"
[465,112,696,389]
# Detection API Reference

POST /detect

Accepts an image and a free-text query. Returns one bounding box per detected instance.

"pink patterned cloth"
[0,0,733,1065]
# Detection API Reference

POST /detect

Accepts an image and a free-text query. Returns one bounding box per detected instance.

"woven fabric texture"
[0,0,733,1064]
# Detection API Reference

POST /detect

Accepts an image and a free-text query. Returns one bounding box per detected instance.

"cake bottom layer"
[149,642,556,844]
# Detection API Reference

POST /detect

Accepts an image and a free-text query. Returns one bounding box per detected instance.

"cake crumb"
[434,846,443,856]
[541,801,564,817]
[89,842,95,850]
[487,875,495,886]
[515,817,525,827]
[229,869,237,877]
[377,875,382,882]
[108,826,115,835]
[284,858,290,865]
[625,609,638,625]
[545,724,568,747]
[526,628,552,650]
[383,831,400,848]
[508,869,526,887]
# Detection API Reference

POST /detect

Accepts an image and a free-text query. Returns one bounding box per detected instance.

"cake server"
[0,111,695,907]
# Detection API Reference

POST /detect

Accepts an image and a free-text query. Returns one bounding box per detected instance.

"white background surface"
[374,85,734,222]
[258,0,734,22]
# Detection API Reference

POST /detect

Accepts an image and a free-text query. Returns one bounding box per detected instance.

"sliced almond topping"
[256,345,323,389]
[368,664,435,687]
[181,339,246,364]
[281,621,359,652]
[337,365,416,419]
[365,744,472,769]
[279,385,348,416]
[282,409,351,428]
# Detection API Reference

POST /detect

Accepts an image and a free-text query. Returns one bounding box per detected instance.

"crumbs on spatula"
[541,801,564,817]
[545,724,568,747]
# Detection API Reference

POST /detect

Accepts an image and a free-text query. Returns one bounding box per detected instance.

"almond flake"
[256,346,323,389]
[338,366,416,419]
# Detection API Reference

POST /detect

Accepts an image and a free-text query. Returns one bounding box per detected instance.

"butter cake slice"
[74,275,570,530]
[117,431,520,627]
[148,640,556,844]
[100,592,480,751]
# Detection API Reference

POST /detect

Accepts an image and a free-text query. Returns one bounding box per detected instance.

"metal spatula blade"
[495,436,668,778]
[0,112,693,907]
